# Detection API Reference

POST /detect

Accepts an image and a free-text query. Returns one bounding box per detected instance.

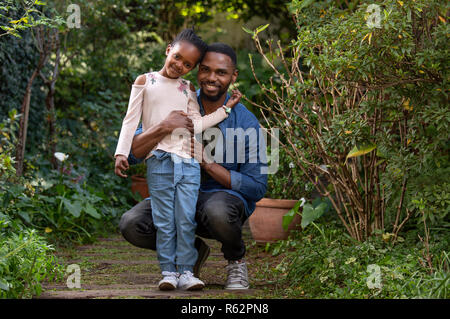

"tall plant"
[245,0,449,241]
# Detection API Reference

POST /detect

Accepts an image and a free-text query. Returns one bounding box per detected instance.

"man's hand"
[225,89,242,109]
[163,110,194,135]
[115,155,129,178]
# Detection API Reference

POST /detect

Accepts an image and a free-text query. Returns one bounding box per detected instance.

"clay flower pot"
[249,198,301,243]
[130,175,150,200]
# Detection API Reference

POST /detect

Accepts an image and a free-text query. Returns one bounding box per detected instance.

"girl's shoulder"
[134,74,147,86]
[134,72,159,86]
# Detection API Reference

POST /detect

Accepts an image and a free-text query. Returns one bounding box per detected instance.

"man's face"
[197,51,238,102]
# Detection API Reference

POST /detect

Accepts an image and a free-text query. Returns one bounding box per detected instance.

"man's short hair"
[207,43,237,68]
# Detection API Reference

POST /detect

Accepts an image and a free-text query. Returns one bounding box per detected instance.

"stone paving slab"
[38,287,260,299]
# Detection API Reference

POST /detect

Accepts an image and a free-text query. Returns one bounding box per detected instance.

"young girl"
[114,29,241,291]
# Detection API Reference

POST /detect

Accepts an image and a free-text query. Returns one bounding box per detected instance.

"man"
[116,43,267,290]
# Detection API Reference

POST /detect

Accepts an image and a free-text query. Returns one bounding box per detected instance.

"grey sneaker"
[178,271,205,291]
[225,259,249,290]
[193,237,210,278]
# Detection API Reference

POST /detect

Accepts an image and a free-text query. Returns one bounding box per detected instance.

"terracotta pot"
[130,175,150,199]
[249,198,301,243]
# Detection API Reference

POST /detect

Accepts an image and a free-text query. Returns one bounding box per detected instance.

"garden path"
[38,224,283,299]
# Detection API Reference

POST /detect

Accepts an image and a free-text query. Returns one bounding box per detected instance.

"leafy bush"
[0,110,132,246]
[0,227,63,298]
[267,217,449,298]
[266,146,312,200]
[247,0,449,241]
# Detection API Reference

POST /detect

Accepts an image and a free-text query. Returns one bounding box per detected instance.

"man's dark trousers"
[119,191,247,261]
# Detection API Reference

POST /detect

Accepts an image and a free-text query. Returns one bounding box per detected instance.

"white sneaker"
[178,270,205,291]
[225,259,249,290]
[158,271,179,291]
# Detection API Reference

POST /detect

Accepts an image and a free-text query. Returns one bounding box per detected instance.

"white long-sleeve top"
[114,72,228,160]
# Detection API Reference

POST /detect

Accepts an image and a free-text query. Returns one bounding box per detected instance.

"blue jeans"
[146,150,200,273]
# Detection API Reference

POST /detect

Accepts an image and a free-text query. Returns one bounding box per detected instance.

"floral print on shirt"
[149,73,156,85]
[178,80,189,97]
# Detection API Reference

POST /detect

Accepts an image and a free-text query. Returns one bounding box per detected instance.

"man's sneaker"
[178,271,205,291]
[193,237,210,278]
[158,271,179,291]
[225,259,249,290]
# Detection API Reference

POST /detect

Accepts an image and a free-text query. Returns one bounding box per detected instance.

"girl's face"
[161,41,201,79]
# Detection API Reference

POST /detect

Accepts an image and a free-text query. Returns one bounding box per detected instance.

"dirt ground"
[38,223,286,299]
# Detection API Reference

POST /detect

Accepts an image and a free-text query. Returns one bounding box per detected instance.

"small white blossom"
[289,162,295,169]
[54,152,69,162]
[299,197,306,207]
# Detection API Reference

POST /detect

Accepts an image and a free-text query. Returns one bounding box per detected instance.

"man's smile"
[201,82,220,91]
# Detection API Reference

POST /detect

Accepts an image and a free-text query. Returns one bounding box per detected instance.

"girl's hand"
[225,89,242,109]
[115,155,129,178]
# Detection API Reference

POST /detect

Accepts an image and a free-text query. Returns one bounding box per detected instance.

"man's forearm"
[201,162,231,189]
[131,123,169,159]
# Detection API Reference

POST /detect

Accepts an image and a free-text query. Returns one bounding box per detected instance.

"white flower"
[54,152,69,162]
[289,162,295,169]
[299,197,306,206]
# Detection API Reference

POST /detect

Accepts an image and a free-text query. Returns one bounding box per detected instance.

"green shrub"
[0,109,132,246]
[247,0,449,241]
[0,228,63,298]
[267,218,449,298]
[266,146,312,200]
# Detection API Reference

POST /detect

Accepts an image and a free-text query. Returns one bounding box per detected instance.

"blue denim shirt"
[128,91,268,216]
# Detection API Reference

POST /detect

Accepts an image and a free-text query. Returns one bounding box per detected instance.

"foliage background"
[0,0,294,298]
[0,0,448,299]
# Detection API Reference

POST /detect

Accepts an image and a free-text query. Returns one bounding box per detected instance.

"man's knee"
[202,200,242,231]
[118,200,156,249]
[119,210,134,236]
[203,203,228,227]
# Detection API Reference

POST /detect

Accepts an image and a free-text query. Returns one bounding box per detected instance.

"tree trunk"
[15,26,53,176]
[15,67,41,176]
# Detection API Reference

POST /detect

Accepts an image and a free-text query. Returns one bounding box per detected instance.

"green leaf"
[282,200,302,231]
[346,143,376,162]
[242,26,254,35]
[84,203,100,219]
[64,200,82,218]
[301,203,326,228]
[0,278,9,291]
[255,24,270,35]
[18,211,31,223]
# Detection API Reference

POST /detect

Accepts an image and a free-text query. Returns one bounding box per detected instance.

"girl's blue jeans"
[146,150,200,274]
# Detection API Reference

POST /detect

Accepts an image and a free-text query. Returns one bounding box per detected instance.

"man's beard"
[200,84,230,102]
